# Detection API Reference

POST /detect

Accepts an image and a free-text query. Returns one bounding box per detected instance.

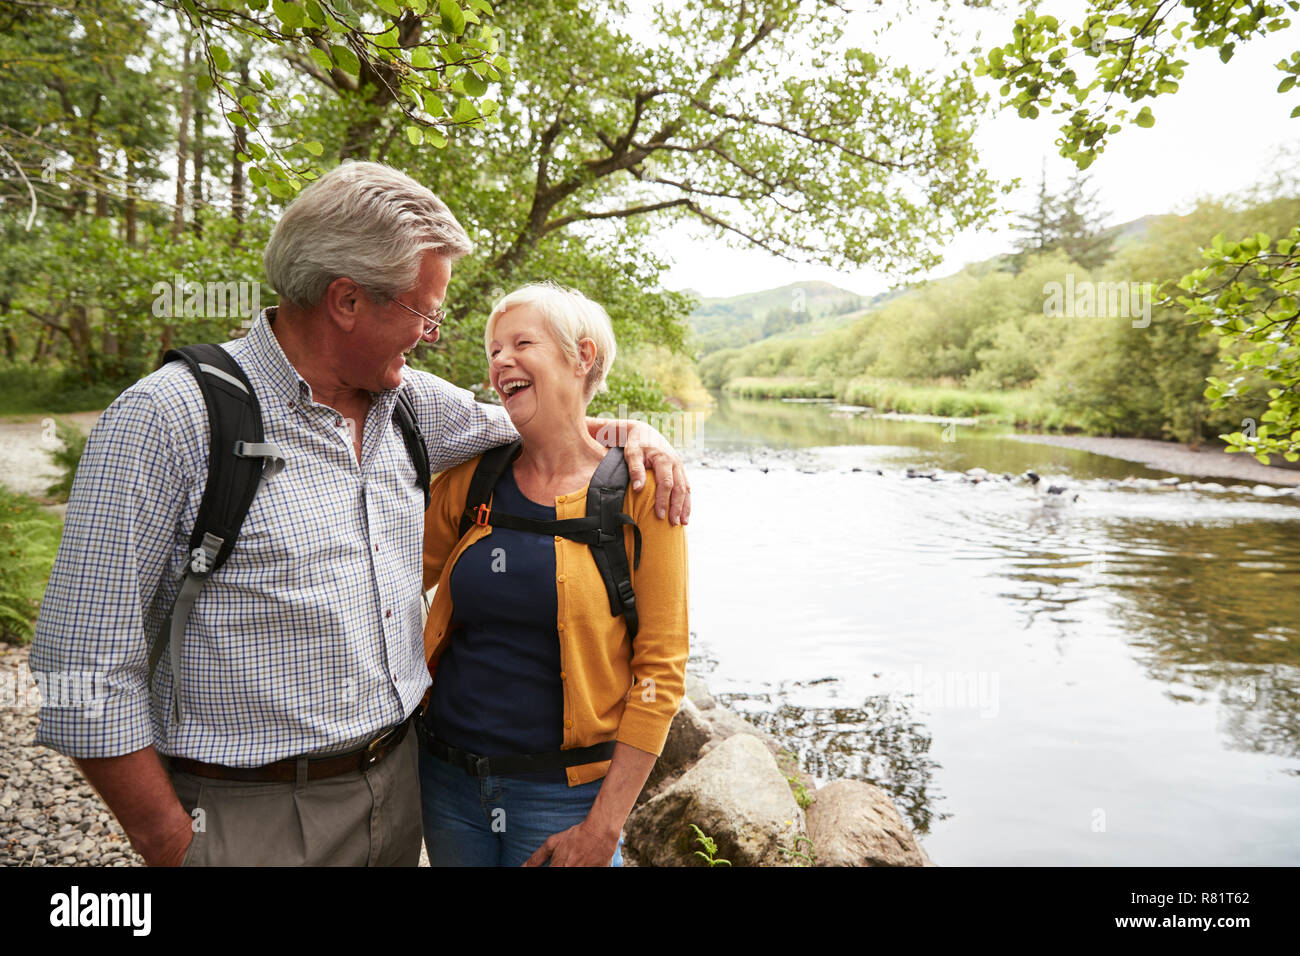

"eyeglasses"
[392,298,446,336]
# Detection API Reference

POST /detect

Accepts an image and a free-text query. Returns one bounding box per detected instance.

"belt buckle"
[361,726,395,771]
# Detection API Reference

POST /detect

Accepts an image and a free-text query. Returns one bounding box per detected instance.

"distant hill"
[686,280,883,355]
[684,214,1164,356]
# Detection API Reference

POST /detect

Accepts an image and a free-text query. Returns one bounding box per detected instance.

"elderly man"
[29,161,690,866]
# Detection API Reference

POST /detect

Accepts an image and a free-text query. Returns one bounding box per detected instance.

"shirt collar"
[239,306,402,414]
[239,306,314,409]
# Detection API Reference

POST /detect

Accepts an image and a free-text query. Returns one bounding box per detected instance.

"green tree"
[376,0,1008,390]
[976,0,1300,169]
[979,0,1300,456]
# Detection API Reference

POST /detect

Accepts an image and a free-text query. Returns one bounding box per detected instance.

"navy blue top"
[429,465,566,781]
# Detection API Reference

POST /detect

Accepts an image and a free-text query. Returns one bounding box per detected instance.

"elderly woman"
[417,282,689,867]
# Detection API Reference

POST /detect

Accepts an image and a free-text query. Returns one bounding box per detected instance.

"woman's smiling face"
[488,304,591,430]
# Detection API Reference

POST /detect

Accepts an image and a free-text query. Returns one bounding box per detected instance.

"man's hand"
[588,417,691,525]
[75,748,197,866]
[523,818,620,867]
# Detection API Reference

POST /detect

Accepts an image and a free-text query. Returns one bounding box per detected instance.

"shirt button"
[385,609,392,618]
[374,544,379,552]
[335,416,343,426]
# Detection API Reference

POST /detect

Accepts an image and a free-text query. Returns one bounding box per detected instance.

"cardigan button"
[560,671,567,680]
[564,720,573,729]
[557,623,565,632]
[554,536,561,543]
[557,574,565,583]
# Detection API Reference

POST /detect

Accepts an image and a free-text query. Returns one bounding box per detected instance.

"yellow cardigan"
[421,454,689,786]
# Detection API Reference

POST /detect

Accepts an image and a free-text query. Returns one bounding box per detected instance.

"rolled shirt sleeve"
[30,385,192,758]
[404,371,517,474]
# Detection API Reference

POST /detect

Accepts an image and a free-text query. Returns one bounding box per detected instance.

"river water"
[682,395,1300,865]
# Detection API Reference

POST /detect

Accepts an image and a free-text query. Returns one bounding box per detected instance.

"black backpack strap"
[455,441,641,638]
[392,387,432,511]
[457,438,523,538]
[148,344,286,721]
[585,447,641,639]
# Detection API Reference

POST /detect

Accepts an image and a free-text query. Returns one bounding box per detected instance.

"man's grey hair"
[263,161,472,308]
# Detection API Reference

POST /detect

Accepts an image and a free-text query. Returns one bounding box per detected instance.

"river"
[681,394,1300,865]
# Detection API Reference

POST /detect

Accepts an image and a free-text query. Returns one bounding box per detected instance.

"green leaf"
[462,72,488,96]
[303,141,325,156]
[405,125,424,145]
[309,47,333,73]
[1134,106,1154,128]
[452,97,478,123]
[331,44,361,78]
[210,45,231,72]
[440,0,467,35]
[272,0,306,28]
[376,0,402,15]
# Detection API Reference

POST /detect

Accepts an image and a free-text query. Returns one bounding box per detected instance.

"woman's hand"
[523,818,620,867]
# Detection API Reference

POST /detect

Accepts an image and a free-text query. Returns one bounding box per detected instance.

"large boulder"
[684,672,716,711]
[626,733,808,867]
[805,779,930,867]
[640,696,716,800]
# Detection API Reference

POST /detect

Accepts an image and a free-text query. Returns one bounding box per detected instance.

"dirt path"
[1011,433,1300,486]
[0,412,102,501]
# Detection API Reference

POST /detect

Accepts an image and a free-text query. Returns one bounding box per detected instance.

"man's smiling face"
[352,251,450,393]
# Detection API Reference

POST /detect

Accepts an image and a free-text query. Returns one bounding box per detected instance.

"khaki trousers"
[169,729,423,866]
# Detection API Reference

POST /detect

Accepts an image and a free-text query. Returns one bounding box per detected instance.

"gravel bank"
[1010,433,1300,486]
[0,643,142,867]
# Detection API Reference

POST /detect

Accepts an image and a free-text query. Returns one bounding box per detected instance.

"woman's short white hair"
[485,282,617,403]
[263,161,472,308]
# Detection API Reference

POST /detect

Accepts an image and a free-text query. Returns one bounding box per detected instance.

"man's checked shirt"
[30,308,517,766]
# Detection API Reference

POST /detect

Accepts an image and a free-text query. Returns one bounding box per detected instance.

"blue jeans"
[418,746,624,867]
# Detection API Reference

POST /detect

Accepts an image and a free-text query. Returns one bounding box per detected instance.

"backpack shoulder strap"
[148,344,286,720]
[457,438,523,538]
[585,446,642,639]
[391,386,432,511]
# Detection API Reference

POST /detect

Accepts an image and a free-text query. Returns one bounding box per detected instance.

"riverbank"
[1010,433,1300,486]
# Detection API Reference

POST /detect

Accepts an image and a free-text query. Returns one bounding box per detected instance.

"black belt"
[170,714,414,782]
[416,720,615,777]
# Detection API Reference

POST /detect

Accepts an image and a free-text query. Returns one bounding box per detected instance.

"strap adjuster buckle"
[473,503,491,527]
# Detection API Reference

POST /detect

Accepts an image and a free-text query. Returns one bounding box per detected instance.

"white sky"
[660,1,1300,298]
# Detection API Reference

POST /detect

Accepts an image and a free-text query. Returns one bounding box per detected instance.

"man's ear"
[323,276,365,333]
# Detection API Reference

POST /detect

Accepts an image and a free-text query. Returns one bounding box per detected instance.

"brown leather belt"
[168,715,413,783]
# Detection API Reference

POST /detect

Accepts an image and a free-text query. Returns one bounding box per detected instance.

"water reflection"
[689,651,947,834]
